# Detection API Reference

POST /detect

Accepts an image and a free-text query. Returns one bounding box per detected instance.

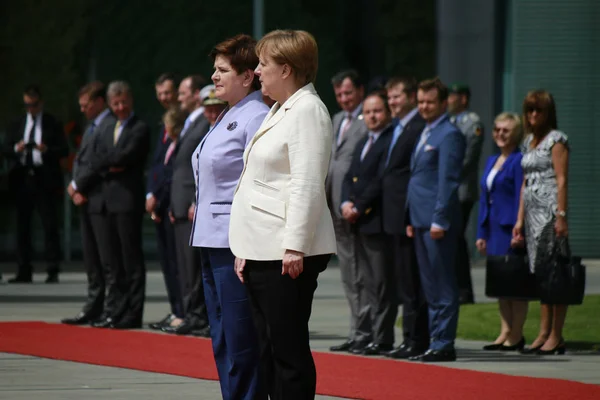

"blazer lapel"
[249,105,286,147]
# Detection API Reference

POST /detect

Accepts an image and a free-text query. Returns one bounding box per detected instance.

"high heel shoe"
[537,340,566,355]
[482,343,504,351]
[519,343,543,354]
[500,337,525,351]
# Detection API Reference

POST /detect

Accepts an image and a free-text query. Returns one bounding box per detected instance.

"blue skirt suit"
[476,150,523,256]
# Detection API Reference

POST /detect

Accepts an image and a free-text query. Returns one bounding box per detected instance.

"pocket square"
[424,144,435,151]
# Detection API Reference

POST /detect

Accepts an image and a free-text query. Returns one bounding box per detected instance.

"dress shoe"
[148,314,175,330]
[519,343,544,354]
[91,317,117,328]
[191,326,211,338]
[61,312,95,325]
[409,348,457,362]
[482,343,505,351]
[361,343,394,356]
[162,320,200,335]
[500,337,525,352]
[386,344,427,359]
[8,275,33,284]
[348,340,371,354]
[45,273,59,284]
[537,340,566,355]
[329,340,355,352]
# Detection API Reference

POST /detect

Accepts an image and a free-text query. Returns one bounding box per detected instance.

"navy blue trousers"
[413,228,460,351]
[155,218,183,318]
[201,247,261,400]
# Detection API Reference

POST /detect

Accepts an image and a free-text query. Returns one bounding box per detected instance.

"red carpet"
[1,322,598,400]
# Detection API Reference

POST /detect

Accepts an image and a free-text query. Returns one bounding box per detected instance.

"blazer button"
[352,177,358,183]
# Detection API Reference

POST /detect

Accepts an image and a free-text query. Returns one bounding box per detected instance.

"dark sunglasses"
[526,105,542,113]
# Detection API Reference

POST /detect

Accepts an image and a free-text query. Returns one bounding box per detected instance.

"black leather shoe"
[191,326,211,338]
[348,340,371,354]
[537,340,566,355]
[501,337,525,352]
[329,340,355,352]
[8,275,33,284]
[61,312,96,325]
[149,314,175,330]
[361,343,394,356]
[386,344,427,359]
[110,320,142,330]
[91,317,116,328]
[45,273,59,283]
[409,348,457,362]
[162,321,196,335]
[482,343,504,351]
[520,344,544,354]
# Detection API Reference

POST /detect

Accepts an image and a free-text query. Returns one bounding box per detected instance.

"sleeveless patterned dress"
[521,130,569,272]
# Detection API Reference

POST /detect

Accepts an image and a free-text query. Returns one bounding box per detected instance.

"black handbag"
[536,236,586,305]
[485,249,538,300]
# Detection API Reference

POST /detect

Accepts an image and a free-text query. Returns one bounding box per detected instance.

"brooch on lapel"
[227,121,238,131]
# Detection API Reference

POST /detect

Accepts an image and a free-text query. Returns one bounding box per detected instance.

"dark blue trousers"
[155,218,183,318]
[201,247,261,400]
[413,227,460,351]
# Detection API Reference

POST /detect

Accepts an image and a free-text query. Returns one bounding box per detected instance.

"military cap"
[448,83,471,97]
[200,84,226,106]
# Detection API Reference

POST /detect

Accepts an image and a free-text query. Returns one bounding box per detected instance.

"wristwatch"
[555,210,567,218]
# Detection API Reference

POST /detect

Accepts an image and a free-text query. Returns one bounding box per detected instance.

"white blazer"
[229,83,337,260]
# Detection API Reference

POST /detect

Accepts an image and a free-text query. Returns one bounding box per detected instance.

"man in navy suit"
[406,78,466,362]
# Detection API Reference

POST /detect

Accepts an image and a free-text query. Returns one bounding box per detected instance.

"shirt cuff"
[146,192,154,200]
[71,180,78,191]
[431,223,445,230]
[340,201,352,212]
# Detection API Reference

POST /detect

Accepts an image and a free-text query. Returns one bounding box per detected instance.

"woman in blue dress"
[475,112,528,351]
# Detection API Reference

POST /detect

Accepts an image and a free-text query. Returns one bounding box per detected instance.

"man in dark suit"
[161,75,211,336]
[62,81,115,325]
[380,77,430,359]
[340,92,394,355]
[145,73,183,330]
[3,85,68,283]
[325,70,370,352]
[91,81,150,329]
[406,78,466,362]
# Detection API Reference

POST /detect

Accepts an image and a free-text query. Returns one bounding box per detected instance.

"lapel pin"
[227,121,238,131]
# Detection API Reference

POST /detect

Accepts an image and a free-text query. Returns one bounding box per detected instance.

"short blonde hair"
[256,30,319,86]
[163,107,187,140]
[494,111,523,145]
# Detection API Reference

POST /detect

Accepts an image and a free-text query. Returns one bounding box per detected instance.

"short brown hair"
[163,106,187,139]
[78,81,106,102]
[156,73,177,87]
[210,34,260,90]
[522,89,558,134]
[365,91,391,114]
[385,77,418,96]
[256,30,319,86]
[418,77,448,101]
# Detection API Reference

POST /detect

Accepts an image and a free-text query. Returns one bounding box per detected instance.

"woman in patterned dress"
[512,90,570,355]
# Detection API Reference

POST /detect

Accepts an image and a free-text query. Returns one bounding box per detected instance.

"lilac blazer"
[190,90,269,248]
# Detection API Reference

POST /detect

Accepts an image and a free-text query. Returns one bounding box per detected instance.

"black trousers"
[391,234,429,349]
[15,171,61,276]
[80,207,105,317]
[155,216,183,318]
[245,254,331,400]
[456,201,475,303]
[107,212,146,324]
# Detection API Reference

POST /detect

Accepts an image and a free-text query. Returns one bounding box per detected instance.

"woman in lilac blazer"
[475,112,528,352]
[190,34,269,400]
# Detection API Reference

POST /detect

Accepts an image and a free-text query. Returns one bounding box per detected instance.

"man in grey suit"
[448,83,484,305]
[325,69,370,352]
[63,81,115,325]
[162,75,211,336]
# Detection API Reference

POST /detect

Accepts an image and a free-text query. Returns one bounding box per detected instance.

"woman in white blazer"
[229,30,336,400]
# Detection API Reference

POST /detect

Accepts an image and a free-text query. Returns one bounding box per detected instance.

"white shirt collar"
[399,107,419,128]
[188,106,204,123]
[94,108,111,126]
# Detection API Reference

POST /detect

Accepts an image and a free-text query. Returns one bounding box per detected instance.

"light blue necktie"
[415,126,431,155]
[385,123,403,166]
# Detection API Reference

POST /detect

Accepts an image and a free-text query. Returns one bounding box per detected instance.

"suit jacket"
[229,83,337,260]
[380,113,426,234]
[341,124,393,234]
[452,111,484,203]
[407,114,466,230]
[170,114,210,219]
[3,112,68,191]
[87,114,151,214]
[325,108,368,218]
[73,112,116,197]
[190,90,269,248]
[476,150,523,255]
[146,122,172,199]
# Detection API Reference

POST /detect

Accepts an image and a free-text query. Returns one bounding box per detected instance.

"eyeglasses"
[526,106,542,114]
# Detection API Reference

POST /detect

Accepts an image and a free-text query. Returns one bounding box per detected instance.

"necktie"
[360,133,375,161]
[25,118,36,168]
[86,121,96,137]
[415,126,431,154]
[164,141,176,165]
[337,114,353,146]
[113,120,122,145]
[385,123,403,166]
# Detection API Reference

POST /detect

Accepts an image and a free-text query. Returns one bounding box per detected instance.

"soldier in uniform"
[448,83,484,305]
